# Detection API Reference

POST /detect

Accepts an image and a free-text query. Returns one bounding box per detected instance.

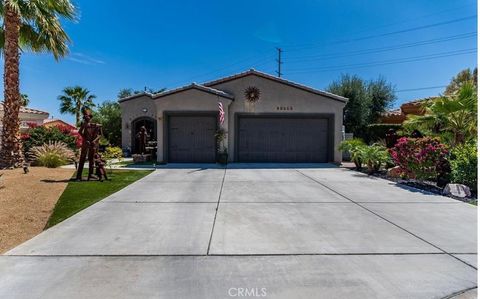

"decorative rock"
[387,166,403,178]
[132,154,151,163]
[442,184,471,198]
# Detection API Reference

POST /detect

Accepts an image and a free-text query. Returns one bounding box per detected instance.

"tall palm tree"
[0,0,77,168]
[58,86,96,126]
[404,83,477,145]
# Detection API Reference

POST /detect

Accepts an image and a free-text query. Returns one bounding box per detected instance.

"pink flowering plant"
[389,137,449,181]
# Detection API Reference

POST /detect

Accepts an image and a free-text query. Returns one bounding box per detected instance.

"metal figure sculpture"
[76,109,102,181]
[136,126,149,154]
[385,128,398,148]
[94,152,109,182]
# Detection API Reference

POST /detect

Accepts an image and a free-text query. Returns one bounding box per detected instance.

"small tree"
[92,101,122,146]
[444,67,477,96]
[58,86,96,126]
[327,74,395,136]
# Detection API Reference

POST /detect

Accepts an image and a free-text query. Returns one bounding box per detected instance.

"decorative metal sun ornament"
[244,86,260,103]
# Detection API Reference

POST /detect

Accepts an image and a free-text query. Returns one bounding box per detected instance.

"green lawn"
[113,160,157,167]
[45,169,153,229]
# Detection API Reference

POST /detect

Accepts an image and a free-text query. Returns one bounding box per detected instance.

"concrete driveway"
[0,164,477,298]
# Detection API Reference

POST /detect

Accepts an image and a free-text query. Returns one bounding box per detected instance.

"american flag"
[218,102,225,124]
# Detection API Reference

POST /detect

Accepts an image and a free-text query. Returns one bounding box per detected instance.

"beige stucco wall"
[120,74,346,163]
[155,89,232,162]
[208,75,346,162]
[120,95,157,152]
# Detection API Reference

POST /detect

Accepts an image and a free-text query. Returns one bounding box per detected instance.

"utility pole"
[275,47,283,78]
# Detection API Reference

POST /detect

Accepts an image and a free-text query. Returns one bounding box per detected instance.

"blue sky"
[2,0,477,124]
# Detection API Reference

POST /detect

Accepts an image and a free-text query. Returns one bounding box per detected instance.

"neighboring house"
[379,97,439,124]
[43,118,77,131]
[0,103,49,138]
[120,69,348,163]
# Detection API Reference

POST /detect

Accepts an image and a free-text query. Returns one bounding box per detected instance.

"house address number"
[276,106,293,111]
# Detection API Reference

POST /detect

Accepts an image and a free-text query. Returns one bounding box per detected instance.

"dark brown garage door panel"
[237,116,329,162]
[168,115,216,162]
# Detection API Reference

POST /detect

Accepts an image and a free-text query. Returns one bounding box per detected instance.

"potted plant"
[215,129,228,164]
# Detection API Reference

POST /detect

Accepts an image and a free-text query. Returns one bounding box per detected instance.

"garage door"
[168,115,216,162]
[237,116,329,162]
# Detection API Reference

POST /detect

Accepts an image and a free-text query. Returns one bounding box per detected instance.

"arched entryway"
[131,117,157,158]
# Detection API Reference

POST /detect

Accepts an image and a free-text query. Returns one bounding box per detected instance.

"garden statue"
[385,128,398,148]
[411,129,423,138]
[76,109,103,181]
[94,153,109,182]
[136,126,149,154]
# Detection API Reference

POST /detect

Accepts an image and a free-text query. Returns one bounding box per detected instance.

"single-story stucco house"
[0,104,49,143]
[119,69,348,163]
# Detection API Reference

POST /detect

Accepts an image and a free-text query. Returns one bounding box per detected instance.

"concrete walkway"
[0,164,477,298]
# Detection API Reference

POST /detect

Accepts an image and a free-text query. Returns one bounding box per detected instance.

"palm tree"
[404,83,477,145]
[0,0,77,168]
[58,86,96,126]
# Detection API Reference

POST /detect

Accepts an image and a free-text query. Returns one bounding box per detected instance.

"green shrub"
[21,124,79,155]
[450,141,477,191]
[103,146,123,161]
[359,144,389,174]
[339,138,366,170]
[30,141,75,168]
[360,123,402,144]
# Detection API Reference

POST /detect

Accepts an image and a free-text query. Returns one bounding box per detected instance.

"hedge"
[358,123,402,144]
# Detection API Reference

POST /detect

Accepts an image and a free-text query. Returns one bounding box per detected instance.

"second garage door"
[237,116,330,163]
[168,115,216,162]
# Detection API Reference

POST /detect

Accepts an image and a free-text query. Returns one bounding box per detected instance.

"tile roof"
[152,83,234,100]
[118,69,348,103]
[203,69,348,103]
[0,102,49,115]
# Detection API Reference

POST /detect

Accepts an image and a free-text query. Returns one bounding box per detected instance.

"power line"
[282,3,475,50]
[165,50,272,87]
[285,32,476,63]
[396,85,447,93]
[287,48,477,73]
[285,15,477,51]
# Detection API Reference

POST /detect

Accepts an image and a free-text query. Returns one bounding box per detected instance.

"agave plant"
[338,138,366,170]
[359,144,389,175]
[30,141,75,168]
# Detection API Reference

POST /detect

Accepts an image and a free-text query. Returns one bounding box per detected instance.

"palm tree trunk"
[0,3,23,168]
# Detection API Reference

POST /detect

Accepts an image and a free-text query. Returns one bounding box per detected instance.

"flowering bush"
[22,124,80,155]
[103,146,123,161]
[389,137,449,181]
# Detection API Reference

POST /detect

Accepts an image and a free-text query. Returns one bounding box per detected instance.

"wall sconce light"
[142,108,148,113]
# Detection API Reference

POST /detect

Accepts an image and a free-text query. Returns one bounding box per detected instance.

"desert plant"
[403,83,477,145]
[359,144,389,174]
[30,141,75,168]
[339,138,366,170]
[389,137,449,182]
[450,141,477,192]
[0,0,77,168]
[21,124,79,154]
